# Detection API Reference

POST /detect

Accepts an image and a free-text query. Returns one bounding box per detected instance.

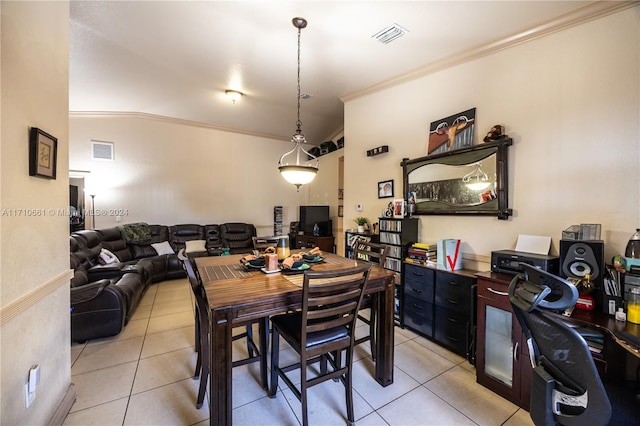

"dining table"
[195,251,396,426]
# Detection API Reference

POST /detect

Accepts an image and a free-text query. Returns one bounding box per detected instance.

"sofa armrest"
[70,279,111,304]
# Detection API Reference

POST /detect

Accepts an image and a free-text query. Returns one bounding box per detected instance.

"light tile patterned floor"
[65,278,533,426]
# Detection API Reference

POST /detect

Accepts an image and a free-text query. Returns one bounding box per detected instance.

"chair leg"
[194,309,200,353]
[196,323,209,409]
[194,311,202,379]
[300,355,309,426]
[269,327,280,398]
[345,349,355,426]
[246,324,255,358]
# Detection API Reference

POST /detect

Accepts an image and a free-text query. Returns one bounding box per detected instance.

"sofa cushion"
[185,240,206,254]
[131,244,158,259]
[151,241,174,255]
[96,227,133,262]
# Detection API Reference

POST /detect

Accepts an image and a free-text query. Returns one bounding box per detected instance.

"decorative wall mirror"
[401,139,512,220]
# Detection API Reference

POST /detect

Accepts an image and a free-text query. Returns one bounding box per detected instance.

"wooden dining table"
[195,251,396,426]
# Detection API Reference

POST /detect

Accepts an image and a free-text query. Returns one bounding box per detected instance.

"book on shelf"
[412,242,436,250]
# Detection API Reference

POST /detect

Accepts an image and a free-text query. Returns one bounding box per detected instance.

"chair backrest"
[183,257,209,321]
[300,264,372,351]
[509,263,611,426]
[252,236,275,250]
[353,241,389,267]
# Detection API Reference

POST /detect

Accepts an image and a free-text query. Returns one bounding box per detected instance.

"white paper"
[515,234,551,255]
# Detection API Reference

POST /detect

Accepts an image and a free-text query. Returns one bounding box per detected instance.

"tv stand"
[295,234,334,253]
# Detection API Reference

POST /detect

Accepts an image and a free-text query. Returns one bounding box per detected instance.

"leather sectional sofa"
[69,222,256,342]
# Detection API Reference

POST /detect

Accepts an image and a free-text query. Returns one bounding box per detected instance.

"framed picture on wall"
[29,127,58,179]
[393,199,405,218]
[378,180,393,198]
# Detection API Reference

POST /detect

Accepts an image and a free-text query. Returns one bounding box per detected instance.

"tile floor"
[65,278,534,426]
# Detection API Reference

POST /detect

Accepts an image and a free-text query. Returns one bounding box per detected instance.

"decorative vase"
[357,225,364,233]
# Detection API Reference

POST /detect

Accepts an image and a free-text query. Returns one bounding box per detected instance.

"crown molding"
[69,111,289,142]
[341,1,638,102]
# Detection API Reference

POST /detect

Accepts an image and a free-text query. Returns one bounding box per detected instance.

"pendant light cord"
[296,25,302,135]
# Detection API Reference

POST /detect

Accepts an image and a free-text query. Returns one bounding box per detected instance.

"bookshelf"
[274,206,283,236]
[378,217,419,322]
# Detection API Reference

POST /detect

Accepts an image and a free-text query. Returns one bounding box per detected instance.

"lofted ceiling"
[70,0,594,145]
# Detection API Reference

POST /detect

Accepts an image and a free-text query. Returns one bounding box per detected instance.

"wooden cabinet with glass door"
[475,271,532,410]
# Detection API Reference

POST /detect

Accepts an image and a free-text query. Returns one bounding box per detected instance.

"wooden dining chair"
[183,258,268,408]
[353,241,389,361]
[269,264,372,426]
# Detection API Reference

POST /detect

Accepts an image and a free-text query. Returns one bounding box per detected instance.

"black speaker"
[559,239,604,289]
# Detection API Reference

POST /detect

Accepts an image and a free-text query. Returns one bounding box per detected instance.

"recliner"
[509,263,612,426]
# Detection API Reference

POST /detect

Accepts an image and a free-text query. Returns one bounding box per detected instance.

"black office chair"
[183,257,268,408]
[269,264,372,426]
[509,263,611,426]
[353,241,389,360]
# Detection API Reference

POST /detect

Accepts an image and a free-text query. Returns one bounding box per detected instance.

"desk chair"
[269,264,372,426]
[353,241,389,360]
[183,258,268,408]
[509,263,611,426]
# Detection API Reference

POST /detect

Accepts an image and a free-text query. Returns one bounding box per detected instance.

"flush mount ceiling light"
[462,162,492,191]
[225,90,243,104]
[278,17,319,191]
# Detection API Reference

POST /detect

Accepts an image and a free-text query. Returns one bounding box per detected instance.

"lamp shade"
[279,165,317,187]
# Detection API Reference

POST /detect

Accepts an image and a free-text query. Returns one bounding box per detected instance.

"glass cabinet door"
[484,304,514,386]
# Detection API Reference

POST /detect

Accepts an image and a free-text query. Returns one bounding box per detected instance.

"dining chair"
[182,257,268,408]
[252,236,275,251]
[353,241,389,361]
[269,264,372,426]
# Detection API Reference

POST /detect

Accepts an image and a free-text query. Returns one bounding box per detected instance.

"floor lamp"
[89,194,96,229]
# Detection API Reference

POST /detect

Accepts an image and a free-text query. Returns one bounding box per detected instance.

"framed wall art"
[393,199,405,218]
[29,127,58,179]
[378,180,394,198]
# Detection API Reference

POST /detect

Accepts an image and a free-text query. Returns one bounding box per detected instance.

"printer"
[491,249,559,275]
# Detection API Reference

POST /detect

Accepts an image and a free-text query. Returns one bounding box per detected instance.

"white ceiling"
[70,1,592,145]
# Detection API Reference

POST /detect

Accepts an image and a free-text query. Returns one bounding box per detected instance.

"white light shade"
[225,90,243,103]
[279,165,317,188]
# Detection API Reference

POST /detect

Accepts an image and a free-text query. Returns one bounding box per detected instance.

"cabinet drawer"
[435,271,474,304]
[435,271,474,313]
[477,278,512,308]
[404,264,434,303]
[404,297,434,337]
[434,306,470,355]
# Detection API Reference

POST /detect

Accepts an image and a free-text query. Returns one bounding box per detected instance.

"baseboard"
[48,383,76,426]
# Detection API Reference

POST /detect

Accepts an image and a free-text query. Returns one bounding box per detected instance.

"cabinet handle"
[513,342,519,361]
[411,288,423,294]
[447,317,461,324]
[487,287,509,297]
[446,298,459,305]
[448,281,460,286]
[412,303,424,310]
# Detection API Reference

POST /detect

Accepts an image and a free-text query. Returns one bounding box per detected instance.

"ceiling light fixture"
[462,162,492,191]
[277,17,318,191]
[225,90,243,104]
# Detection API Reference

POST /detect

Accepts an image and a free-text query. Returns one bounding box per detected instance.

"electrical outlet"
[116,215,122,222]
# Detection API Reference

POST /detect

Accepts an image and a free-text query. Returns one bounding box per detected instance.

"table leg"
[374,276,395,386]
[210,308,233,426]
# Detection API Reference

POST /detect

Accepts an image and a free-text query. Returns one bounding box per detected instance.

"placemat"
[283,255,358,287]
[200,264,252,281]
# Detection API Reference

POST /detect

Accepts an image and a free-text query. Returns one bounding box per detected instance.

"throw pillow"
[98,248,119,265]
[185,239,206,253]
[151,241,174,255]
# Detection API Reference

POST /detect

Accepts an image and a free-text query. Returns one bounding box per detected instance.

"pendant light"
[462,162,492,191]
[278,17,319,191]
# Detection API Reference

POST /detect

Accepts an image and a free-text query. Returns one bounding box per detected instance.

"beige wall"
[343,7,639,269]
[1,1,72,424]
[69,114,317,235]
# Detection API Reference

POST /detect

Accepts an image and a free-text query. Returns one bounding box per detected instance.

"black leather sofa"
[69,222,256,342]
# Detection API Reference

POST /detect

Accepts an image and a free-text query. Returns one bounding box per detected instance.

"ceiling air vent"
[372,23,409,44]
[91,141,114,160]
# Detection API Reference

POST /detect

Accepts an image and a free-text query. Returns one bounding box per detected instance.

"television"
[299,205,331,236]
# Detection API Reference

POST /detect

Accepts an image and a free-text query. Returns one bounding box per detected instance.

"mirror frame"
[401,139,512,220]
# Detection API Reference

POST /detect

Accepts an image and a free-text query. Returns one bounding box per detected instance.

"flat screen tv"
[299,205,331,236]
